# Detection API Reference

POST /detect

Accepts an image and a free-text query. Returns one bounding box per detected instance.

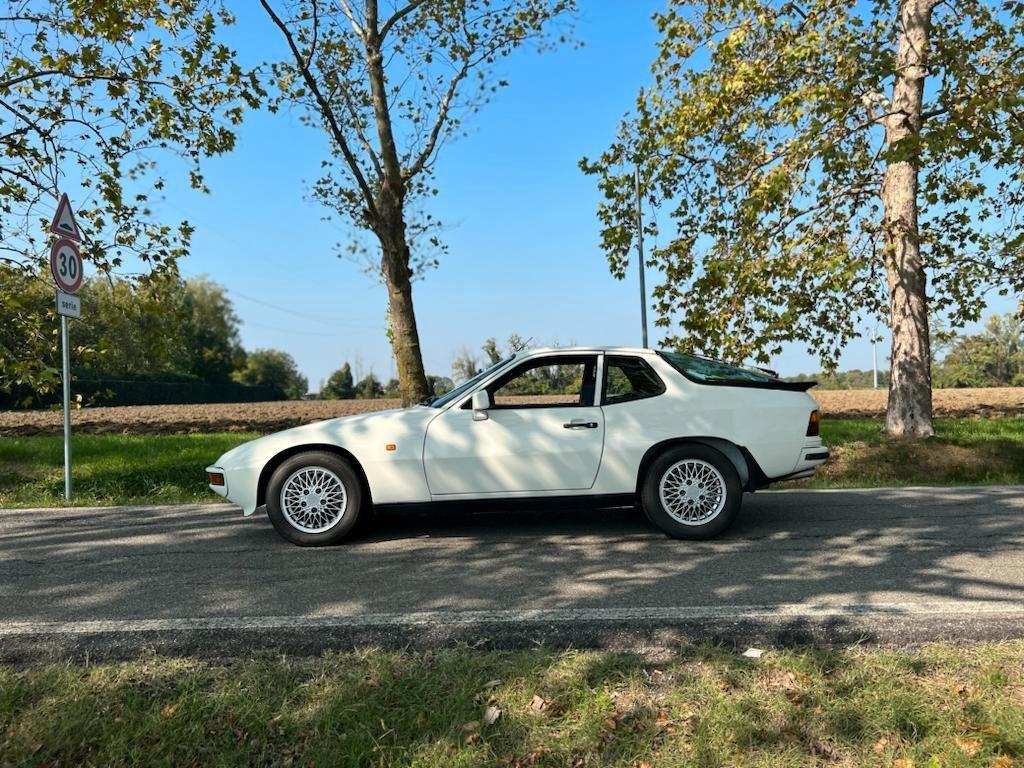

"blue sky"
[152,0,1013,390]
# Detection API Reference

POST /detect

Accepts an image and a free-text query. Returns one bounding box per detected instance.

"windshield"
[425,356,515,408]
[658,350,778,385]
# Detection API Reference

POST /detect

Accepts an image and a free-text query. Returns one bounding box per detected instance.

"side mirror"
[471,390,492,421]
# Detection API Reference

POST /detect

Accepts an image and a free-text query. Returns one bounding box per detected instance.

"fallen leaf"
[742,647,764,659]
[957,738,983,756]
[484,679,503,689]
[528,694,562,717]
[893,760,914,768]
[603,717,618,731]
[462,720,480,732]
[464,732,480,744]
[267,715,283,726]
[639,762,652,768]
[29,741,43,754]
[873,737,890,754]
[161,702,180,718]
[811,740,840,760]
[484,705,502,725]
[991,756,1015,768]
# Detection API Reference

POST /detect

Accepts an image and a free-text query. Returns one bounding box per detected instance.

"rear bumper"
[776,443,830,482]
[747,441,830,488]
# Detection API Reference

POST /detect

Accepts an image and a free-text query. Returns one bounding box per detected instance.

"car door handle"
[564,420,599,429]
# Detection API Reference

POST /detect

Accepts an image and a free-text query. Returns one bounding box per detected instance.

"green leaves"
[0,1,264,395]
[583,0,1024,371]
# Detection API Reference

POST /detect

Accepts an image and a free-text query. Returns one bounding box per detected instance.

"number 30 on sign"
[50,238,83,294]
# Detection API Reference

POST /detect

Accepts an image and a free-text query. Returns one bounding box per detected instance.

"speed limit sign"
[50,238,83,293]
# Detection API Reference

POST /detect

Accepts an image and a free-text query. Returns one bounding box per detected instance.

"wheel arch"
[257,444,372,510]
[635,437,763,494]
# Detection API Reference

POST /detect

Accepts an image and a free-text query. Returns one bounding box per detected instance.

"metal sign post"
[634,163,649,349]
[49,195,83,502]
[60,313,72,499]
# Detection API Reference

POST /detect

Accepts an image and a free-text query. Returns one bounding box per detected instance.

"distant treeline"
[787,313,1023,389]
[0,271,306,408]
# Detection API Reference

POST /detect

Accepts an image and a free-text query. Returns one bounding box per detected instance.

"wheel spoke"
[279,466,348,534]
[658,459,727,525]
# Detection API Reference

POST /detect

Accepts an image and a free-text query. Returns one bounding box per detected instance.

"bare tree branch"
[404,60,470,181]
[259,0,380,221]
[379,0,431,40]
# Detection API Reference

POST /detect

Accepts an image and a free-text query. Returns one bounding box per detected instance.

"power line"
[242,319,374,337]
[225,288,381,329]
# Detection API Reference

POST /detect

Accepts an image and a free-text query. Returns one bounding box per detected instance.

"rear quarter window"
[603,356,665,405]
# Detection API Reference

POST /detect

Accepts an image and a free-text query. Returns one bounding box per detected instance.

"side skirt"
[375,494,636,515]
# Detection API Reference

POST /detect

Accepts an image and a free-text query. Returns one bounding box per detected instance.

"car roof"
[515,346,657,358]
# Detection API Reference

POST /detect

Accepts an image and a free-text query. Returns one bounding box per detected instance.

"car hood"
[214,406,437,470]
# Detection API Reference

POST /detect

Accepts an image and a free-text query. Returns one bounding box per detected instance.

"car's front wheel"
[265,451,363,546]
[641,444,741,540]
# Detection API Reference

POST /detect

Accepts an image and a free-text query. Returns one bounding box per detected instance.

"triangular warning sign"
[50,193,81,242]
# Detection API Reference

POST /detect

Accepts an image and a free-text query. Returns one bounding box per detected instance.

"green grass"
[1,418,1021,508]
[2,643,1022,767]
[0,433,255,507]
[793,416,1024,488]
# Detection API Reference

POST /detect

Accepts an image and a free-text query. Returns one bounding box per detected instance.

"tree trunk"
[381,234,430,406]
[363,0,429,407]
[881,0,935,439]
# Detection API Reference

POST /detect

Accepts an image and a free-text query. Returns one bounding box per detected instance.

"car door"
[423,354,605,496]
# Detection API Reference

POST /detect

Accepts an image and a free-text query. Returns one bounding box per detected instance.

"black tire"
[265,451,364,546]
[640,444,742,540]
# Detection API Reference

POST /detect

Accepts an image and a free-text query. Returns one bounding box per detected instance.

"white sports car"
[207,347,828,545]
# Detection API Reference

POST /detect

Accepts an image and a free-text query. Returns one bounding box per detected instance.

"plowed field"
[1,388,1022,436]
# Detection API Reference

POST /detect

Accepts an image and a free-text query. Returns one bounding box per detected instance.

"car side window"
[486,356,599,408]
[603,355,665,405]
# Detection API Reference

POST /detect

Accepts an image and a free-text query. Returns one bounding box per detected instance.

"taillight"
[806,410,820,437]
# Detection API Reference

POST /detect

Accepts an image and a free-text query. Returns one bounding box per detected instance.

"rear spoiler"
[702,379,818,392]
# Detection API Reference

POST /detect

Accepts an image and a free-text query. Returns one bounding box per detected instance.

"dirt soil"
[1,388,1022,437]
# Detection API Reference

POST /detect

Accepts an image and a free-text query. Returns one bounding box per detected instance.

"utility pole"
[634,164,649,349]
[872,340,879,389]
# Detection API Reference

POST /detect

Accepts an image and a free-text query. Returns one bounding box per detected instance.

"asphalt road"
[2,486,1023,658]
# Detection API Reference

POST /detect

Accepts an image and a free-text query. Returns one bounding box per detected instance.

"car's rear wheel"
[266,451,363,546]
[641,444,741,539]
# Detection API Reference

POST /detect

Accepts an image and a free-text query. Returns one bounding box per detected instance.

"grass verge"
[794,416,1024,488]
[0,433,257,507]
[2,644,1022,767]
[0,418,1021,508]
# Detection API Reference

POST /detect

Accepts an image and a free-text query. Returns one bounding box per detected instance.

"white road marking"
[3,602,1023,637]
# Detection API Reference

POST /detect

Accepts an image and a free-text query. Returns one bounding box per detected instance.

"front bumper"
[205,465,228,499]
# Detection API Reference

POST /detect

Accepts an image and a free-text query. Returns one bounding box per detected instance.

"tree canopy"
[582,0,1024,436]
[0,0,261,394]
[233,349,309,400]
[260,0,576,405]
[935,313,1024,387]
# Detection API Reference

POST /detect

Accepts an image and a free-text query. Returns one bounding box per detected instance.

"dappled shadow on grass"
[804,417,1024,488]
[2,643,1022,767]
